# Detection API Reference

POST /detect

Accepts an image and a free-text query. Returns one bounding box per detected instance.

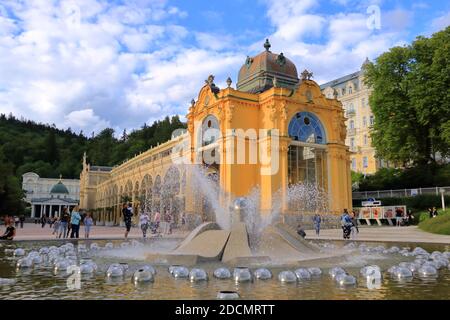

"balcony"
[349,146,359,152]
[347,128,356,136]
[345,109,356,117]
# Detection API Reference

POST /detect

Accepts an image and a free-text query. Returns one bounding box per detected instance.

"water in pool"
[0,239,449,300]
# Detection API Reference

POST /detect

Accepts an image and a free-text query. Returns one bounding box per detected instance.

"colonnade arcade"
[93,166,186,226]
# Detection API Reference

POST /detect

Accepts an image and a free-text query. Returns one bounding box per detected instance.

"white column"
[40,205,43,217]
[58,205,62,217]
[31,205,35,218]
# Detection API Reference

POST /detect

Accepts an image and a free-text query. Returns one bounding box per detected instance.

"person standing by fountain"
[84,213,93,238]
[341,209,352,239]
[40,215,47,228]
[139,210,150,239]
[313,213,322,237]
[70,206,81,238]
[152,210,161,234]
[59,207,70,238]
[395,207,403,227]
[122,203,133,239]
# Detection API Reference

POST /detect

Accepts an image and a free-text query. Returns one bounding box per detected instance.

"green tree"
[0,150,25,215]
[365,26,450,166]
[44,131,59,164]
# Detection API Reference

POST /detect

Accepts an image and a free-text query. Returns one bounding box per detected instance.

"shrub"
[419,210,450,235]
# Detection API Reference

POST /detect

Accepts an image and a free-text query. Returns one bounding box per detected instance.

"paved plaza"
[7,223,189,241]
[306,226,450,244]
[4,223,450,244]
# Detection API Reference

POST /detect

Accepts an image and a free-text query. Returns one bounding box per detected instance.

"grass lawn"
[418,209,450,235]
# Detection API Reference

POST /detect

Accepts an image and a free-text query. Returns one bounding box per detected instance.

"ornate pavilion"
[79,40,352,226]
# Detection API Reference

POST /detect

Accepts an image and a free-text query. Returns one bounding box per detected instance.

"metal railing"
[353,186,450,199]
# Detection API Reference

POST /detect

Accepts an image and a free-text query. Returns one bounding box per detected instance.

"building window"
[369,115,374,126]
[351,158,356,170]
[363,156,368,168]
[361,98,365,107]
[350,137,355,147]
[341,88,346,95]
[288,112,326,144]
[348,86,352,94]
[363,134,368,145]
[349,120,354,129]
[362,116,367,127]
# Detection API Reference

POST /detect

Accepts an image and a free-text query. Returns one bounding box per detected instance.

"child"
[139,211,150,239]
[52,217,60,237]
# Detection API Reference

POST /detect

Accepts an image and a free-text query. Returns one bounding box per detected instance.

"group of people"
[43,206,94,239]
[122,203,182,240]
[296,213,324,239]
[341,209,359,240]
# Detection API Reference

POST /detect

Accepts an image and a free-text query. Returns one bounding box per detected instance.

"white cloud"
[0,0,446,139]
[430,12,450,32]
[64,108,110,134]
[0,0,235,136]
[259,2,410,84]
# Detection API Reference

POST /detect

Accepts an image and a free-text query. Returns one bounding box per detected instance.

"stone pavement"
[3,223,450,244]
[305,226,450,244]
[6,223,189,241]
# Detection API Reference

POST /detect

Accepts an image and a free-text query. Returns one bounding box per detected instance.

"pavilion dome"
[236,39,299,93]
[50,181,69,194]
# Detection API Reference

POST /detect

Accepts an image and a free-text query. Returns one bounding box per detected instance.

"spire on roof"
[264,38,271,51]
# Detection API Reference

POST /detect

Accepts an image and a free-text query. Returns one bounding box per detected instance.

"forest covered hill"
[0,113,186,214]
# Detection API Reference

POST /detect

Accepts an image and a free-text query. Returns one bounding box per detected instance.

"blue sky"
[0,0,449,136]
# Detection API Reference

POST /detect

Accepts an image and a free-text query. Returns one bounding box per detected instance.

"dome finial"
[264,38,271,51]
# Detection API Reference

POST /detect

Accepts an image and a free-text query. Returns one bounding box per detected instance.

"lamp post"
[440,188,446,211]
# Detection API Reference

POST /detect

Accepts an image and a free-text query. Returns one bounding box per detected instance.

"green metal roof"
[50,181,69,194]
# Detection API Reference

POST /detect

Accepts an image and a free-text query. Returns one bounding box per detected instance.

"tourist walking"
[59,208,70,238]
[84,213,93,238]
[40,215,47,228]
[152,211,161,234]
[395,207,403,227]
[0,220,16,240]
[122,203,133,239]
[350,211,359,239]
[14,216,19,228]
[312,213,322,237]
[139,210,150,239]
[70,206,81,238]
[19,215,25,228]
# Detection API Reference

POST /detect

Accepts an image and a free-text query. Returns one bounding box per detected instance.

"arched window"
[201,115,220,146]
[288,112,326,144]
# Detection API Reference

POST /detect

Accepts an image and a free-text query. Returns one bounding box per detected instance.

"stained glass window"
[288,112,326,144]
